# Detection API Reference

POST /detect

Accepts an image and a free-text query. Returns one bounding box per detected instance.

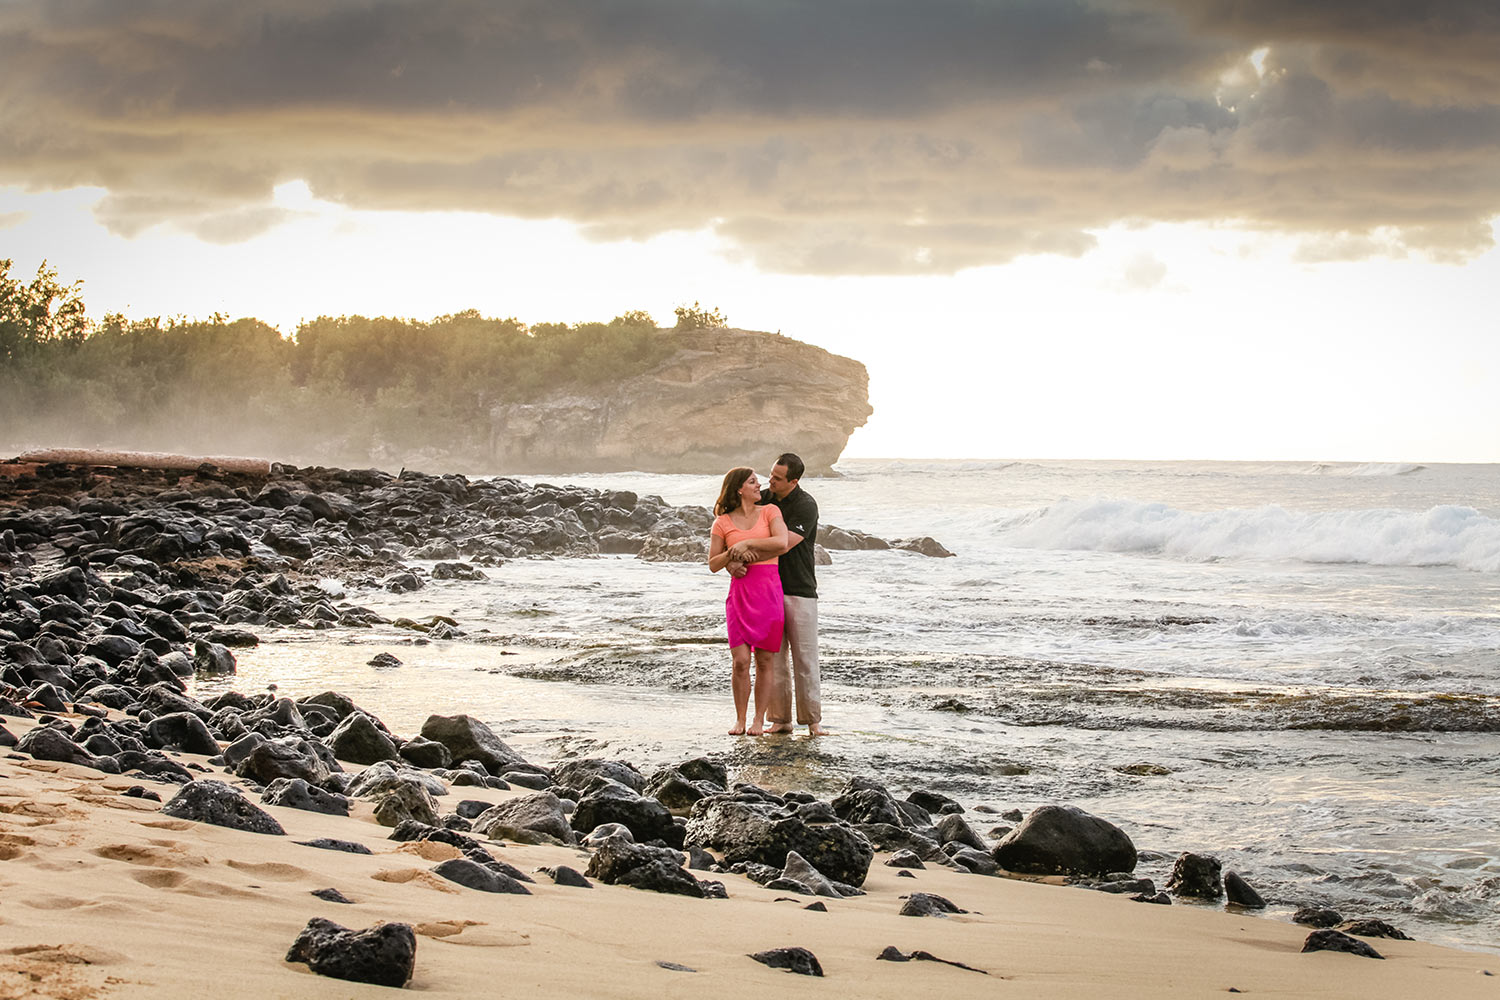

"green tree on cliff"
[0,258,89,364]
[673,301,729,330]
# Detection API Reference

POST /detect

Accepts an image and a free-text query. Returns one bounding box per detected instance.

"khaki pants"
[768,595,820,725]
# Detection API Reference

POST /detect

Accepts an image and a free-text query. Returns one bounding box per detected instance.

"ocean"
[208,458,1500,952]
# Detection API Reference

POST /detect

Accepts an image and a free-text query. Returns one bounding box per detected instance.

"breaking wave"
[996,500,1500,572]
[1350,462,1427,477]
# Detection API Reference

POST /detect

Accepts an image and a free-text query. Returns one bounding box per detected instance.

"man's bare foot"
[808,723,826,736]
[766,723,794,734]
[728,723,747,735]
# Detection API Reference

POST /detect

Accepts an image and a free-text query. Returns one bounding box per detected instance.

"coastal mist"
[212,459,1500,953]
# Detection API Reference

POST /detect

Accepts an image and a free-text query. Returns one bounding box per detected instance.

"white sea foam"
[1349,462,1426,477]
[995,499,1500,572]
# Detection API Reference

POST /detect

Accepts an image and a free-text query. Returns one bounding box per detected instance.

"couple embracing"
[707,452,823,737]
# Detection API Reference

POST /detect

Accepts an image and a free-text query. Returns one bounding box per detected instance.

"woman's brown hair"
[714,466,755,516]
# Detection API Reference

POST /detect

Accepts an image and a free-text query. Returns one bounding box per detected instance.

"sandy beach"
[1,710,1494,1000]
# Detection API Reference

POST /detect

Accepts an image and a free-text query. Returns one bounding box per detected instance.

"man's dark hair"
[776,452,805,481]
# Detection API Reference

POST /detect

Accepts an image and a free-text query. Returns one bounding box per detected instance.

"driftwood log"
[9,448,272,475]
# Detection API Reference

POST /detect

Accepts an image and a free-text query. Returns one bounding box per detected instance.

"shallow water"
[201,458,1500,953]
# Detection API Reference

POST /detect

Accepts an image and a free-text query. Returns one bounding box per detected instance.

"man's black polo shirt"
[762,485,818,599]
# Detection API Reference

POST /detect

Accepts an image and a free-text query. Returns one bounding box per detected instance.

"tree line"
[0,258,728,468]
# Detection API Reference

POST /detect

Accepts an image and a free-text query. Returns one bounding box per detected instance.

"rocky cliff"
[489,329,872,475]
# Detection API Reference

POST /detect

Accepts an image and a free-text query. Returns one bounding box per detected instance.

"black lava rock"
[991,805,1136,877]
[295,838,374,855]
[161,779,285,835]
[899,892,967,917]
[431,857,531,894]
[1302,930,1384,959]
[1224,870,1266,908]
[1166,852,1223,900]
[748,947,823,977]
[585,835,703,897]
[285,917,417,987]
[262,777,351,816]
[1338,919,1412,941]
[1292,906,1344,928]
[540,865,594,888]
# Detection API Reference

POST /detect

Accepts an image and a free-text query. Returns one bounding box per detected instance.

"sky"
[2,0,1498,463]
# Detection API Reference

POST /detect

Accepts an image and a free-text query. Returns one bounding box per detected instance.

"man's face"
[768,463,796,499]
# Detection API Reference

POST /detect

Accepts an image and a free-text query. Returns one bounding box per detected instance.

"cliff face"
[490,329,872,475]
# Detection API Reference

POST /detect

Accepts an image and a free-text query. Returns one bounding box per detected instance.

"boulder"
[540,865,593,888]
[572,781,680,846]
[553,758,646,793]
[285,918,416,987]
[430,858,531,895]
[1224,870,1266,908]
[674,757,729,789]
[748,947,823,977]
[1292,907,1344,928]
[162,779,285,835]
[1166,852,1223,900]
[584,835,703,897]
[780,850,850,899]
[325,712,399,765]
[17,725,119,773]
[419,714,526,774]
[262,777,350,816]
[346,761,447,800]
[372,783,440,828]
[644,767,715,814]
[192,639,236,675]
[145,712,221,755]
[906,789,963,815]
[399,736,452,769]
[472,791,576,846]
[991,805,1136,877]
[1301,930,1384,959]
[685,795,874,887]
[947,845,999,876]
[235,739,332,787]
[1338,919,1412,941]
[831,785,906,828]
[899,892,967,917]
[140,682,213,721]
[935,812,987,852]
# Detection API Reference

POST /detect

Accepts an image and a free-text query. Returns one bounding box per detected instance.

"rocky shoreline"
[0,457,1455,991]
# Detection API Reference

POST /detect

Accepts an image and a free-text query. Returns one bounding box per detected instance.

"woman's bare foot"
[747,721,765,736]
[766,723,794,734]
[728,722,747,735]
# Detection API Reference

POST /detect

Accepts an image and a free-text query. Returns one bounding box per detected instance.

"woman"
[708,466,788,736]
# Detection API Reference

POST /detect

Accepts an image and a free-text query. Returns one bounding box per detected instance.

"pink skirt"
[725,563,785,652]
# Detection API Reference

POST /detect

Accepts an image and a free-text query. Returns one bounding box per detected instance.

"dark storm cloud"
[1,0,1496,273]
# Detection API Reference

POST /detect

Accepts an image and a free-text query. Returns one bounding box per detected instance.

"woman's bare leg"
[749,647,776,736]
[729,645,751,734]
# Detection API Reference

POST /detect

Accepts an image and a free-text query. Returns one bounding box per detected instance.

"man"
[728,452,822,735]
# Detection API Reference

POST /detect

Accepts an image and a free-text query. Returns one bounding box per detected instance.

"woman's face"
[739,472,761,504]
